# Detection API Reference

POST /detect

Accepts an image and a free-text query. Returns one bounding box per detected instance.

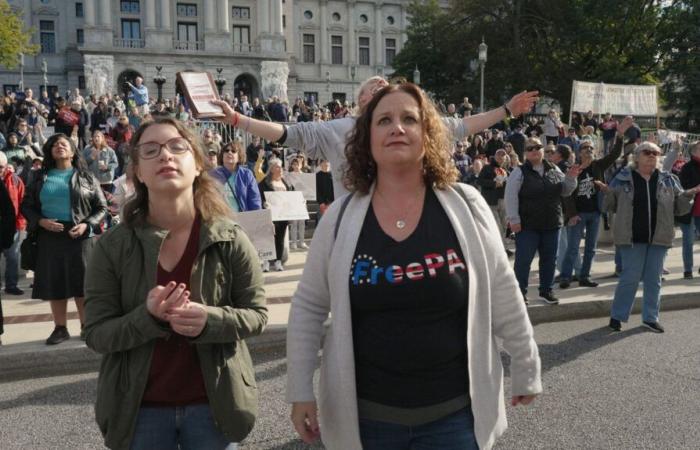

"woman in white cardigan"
[286,82,542,450]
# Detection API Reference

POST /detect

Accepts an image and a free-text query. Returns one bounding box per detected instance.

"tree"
[0,0,39,69]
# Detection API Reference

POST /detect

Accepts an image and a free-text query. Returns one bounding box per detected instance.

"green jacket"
[84,218,268,450]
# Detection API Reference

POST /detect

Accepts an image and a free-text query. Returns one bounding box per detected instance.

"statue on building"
[84,55,115,97]
[261,61,289,103]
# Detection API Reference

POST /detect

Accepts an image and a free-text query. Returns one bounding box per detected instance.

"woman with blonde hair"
[258,158,295,271]
[83,117,267,449]
[287,83,540,449]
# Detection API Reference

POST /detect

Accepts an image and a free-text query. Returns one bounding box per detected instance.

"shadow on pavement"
[0,378,96,410]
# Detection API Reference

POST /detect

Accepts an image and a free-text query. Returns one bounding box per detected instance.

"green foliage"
[0,0,39,69]
[393,0,688,122]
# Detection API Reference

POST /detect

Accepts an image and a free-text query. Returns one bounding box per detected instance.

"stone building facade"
[0,0,429,105]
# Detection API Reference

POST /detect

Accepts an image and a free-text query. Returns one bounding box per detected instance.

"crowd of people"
[1,73,699,450]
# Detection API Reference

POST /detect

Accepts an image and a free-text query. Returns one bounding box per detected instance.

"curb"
[1,293,697,382]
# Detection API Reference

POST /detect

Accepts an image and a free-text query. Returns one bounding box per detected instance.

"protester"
[21,134,107,345]
[505,137,579,305]
[83,130,119,194]
[126,77,150,115]
[478,148,511,253]
[213,76,539,197]
[600,141,699,332]
[287,158,308,250]
[83,117,267,449]
[0,152,26,295]
[0,179,16,345]
[287,82,540,450]
[315,159,334,219]
[600,113,618,154]
[559,118,629,289]
[677,140,700,279]
[258,159,293,272]
[209,139,261,212]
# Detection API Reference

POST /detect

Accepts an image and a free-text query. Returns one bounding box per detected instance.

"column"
[271,0,283,35]
[205,0,216,33]
[319,1,328,64]
[375,3,383,67]
[84,0,96,27]
[347,1,355,65]
[401,7,408,44]
[99,0,112,27]
[145,0,156,29]
[218,0,230,33]
[258,0,270,34]
[160,0,171,29]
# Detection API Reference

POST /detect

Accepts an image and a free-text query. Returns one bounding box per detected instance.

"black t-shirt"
[349,189,469,412]
[632,170,658,243]
[575,166,599,213]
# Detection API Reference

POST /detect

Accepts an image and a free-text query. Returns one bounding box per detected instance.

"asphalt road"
[1,309,698,449]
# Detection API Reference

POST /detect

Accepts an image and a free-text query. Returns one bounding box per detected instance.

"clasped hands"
[146,281,207,338]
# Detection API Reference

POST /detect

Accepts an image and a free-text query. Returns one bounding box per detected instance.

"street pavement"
[0,310,698,449]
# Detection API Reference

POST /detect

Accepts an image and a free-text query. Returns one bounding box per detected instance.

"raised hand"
[617,116,635,137]
[505,91,539,116]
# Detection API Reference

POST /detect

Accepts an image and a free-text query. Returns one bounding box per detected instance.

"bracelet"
[503,104,513,117]
[232,112,240,128]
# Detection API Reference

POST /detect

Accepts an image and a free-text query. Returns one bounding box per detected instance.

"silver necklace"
[375,188,423,229]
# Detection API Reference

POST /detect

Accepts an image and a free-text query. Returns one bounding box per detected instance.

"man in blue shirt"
[559,127,581,156]
[126,77,149,115]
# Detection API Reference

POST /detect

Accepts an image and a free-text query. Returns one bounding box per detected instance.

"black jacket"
[258,177,294,203]
[21,169,108,235]
[316,171,334,204]
[477,160,509,206]
[0,181,16,249]
[678,158,700,224]
[519,160,565,230]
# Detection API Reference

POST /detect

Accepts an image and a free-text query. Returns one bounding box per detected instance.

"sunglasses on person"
[526,146,543,152]
[641,149,661,157]
[222,147,237,154]
[135,137,191,160]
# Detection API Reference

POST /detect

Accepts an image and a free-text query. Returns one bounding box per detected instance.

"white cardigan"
[286,183,542,450]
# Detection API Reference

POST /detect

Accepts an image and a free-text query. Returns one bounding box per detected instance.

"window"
[120,0,140,14]
[359,14,368,23]
[75,2,84,17]
[3,85,20,95]
[121,19,141,39]
[385,38,396,66]
[303,34,315,64]
[282,15,286,28]
[177,22,198,42]
[78,76,86,90]
[232,6,250,20]
[359,37,370,65]
[331,35,343,65]
[77,29,84,45]
[303,10,313,20]
[39,21,56,54]
[304,92,318,105]
[332,93,346,103]
[40,85,59,97]
[177,3,197,17]
[233,25,250,51]
[332,12,341,21]
[387,16,395,25]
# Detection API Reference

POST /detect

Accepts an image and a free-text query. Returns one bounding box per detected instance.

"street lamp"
[214,67,227,97]
[478,38,488,113]
[41,59,48,95]
[153,66,166,102]
[350,65,356,104]
[19,53,25,91]
[413,65,420,85]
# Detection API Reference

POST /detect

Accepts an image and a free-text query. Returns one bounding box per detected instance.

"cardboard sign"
[232,209,276,260]
[265,191,310,221]
[285,172,317,201]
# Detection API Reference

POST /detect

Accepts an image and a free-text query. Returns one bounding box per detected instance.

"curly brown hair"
[343,82,458,194]
[122,117,233,226]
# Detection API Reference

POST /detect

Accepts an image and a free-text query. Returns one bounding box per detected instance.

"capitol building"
[0,0,446,105]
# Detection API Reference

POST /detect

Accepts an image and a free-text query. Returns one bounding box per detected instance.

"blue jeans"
[680,217,700,273]
[514,228,560,295]
[2,230,25,289]
[359,408,479,450]
[556,226,581,276]
[561,212,601,280]
[611,244,667,323]
[130,405,237,450]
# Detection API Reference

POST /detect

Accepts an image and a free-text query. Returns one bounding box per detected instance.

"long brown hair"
[343,82,458,194]
[122,117,233,226]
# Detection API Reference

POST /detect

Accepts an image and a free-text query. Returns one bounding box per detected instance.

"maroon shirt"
[141,216,208,406]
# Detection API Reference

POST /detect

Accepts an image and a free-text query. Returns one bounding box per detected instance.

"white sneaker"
[298,242,309,250]
[289,242,297,251]
[274,260,284,271]
[262,260,270,272]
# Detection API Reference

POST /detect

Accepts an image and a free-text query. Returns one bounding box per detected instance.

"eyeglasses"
[222,148,236,154]
[135,137,191,160]
[641,149,661,157]
[526,146,543,152]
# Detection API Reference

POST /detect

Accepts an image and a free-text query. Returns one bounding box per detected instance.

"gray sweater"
[286,183,542,450]
[284,117,467,198]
